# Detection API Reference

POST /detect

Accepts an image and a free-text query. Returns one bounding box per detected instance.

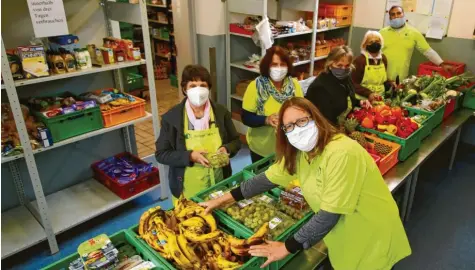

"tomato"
[361,117,374,129]
[391,107,403,118]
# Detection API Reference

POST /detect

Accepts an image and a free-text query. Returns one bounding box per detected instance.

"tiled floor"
[135,79,180,157]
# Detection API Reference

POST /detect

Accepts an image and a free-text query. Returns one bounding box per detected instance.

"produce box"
[405,109,433,140]
[404,104,446,132]
[124,73,145,92]
[417,61,465,78]
[33,106,103,143]
[242,154,276,177]
[461,83,475,110]
[41,230,165,270]
[91,152,160,199]
[358,125,423,161]
[101,95,146,127]
[363,134,400,175]
[320,4,353,17]
[170,74,178,88]
[443,97,457,120]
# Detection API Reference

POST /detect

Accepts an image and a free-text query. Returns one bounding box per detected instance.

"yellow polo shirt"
[242,78,303,157]
[266,135,411,269]
[380,24,432,80]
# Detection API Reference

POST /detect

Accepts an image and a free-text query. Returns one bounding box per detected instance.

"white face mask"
[285,120,318,152]
[187,86,209,106]
[269,67,288,82]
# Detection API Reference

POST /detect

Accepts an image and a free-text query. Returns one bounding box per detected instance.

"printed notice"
[426,16,447,39]
[27,0,69,37]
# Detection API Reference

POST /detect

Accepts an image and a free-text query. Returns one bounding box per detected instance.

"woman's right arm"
[155,118,193,167]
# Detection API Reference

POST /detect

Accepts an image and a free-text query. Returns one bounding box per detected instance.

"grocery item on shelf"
[6,49,24,80]
[1,103,46,156]
[136,197,269,269]
[48,34,80,52]
[92,152,160,199]
[18,45,49,79]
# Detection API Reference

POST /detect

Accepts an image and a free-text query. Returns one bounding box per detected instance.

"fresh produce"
[224,195,297,239]
[347,105,419,139]
[204,152,230,169]
[138,196,269,269]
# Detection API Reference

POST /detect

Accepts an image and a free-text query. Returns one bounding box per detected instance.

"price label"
[259,194,274,203]
[291,187,303,196]
[209,190,224,199]
[237,199,254,208]
[269,217,282,229]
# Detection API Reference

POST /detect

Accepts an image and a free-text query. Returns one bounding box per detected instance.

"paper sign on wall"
[27,0,69,38]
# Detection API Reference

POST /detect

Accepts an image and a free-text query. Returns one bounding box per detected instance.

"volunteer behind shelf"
[381,5,453,80]
[242,46,303,163]
[352,30,394,101]
[201,97,411,270]
[155,65,241,200]
[305,46,370,127]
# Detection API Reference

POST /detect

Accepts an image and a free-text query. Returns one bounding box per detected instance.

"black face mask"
[366,43,382,53]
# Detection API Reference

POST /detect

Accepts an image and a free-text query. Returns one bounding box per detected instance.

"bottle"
[62,51,76,72]
[83,49,92,68]
[52,52,66,74]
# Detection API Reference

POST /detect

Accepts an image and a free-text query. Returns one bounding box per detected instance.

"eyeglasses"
[281,116,311,133]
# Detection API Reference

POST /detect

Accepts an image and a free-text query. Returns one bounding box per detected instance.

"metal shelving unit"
[225,0,354,135]
[0,0,166,259]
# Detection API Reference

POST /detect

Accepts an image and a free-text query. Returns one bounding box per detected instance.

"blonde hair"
[324,45,354,73]
[360,30,384,50]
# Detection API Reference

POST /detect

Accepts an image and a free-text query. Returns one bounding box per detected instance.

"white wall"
[352,0,475,39]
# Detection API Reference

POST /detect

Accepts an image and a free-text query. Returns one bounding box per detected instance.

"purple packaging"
[62,106,75,114]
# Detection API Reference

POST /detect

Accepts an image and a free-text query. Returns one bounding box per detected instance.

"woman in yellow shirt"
[202,97,411,269]
[242,46,303,163]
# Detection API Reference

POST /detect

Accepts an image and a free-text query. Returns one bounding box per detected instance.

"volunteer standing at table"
[305,46,371,127]
[381,5,453,80]
[352,30,394,101]
[201,97,411,270]
[155,65,241,200]
[242,46,303,163]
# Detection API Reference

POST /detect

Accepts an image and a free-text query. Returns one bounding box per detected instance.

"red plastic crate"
[229,24,254,36]
[91,152,159,199]
[364,134,401,175]
[443,97,457,120]
[417,61,465,78]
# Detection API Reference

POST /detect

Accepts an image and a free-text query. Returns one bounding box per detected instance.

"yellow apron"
[265,135,411,269]
[175,108,224,201]
[356,53,387,100]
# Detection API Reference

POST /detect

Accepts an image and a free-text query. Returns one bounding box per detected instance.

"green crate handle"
[60,112,91,122]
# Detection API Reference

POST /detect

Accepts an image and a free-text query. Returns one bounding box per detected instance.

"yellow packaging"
[17,46,49,79]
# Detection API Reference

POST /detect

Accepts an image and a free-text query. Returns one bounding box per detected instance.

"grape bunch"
[275,203,308,220]
[225,200,295,239]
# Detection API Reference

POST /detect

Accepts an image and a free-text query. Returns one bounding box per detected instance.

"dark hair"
[180,64,212,96]
[275,97,339,175]
[389,5,404,14]
[259,46,293,78]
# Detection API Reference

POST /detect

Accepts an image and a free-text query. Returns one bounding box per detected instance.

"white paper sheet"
[415,0,434,15]
[426,16,448,39]
[433,0,453,17]
[402,0,417,13]
[386,0,403,10]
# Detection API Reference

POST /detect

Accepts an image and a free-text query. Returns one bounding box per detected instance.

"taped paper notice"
[27,0,69,38]
[415,0,433,15]
[426,16,447,39]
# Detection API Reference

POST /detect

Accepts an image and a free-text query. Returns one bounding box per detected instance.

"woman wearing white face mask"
[156,65,241,200]
[242,46,303,163]
[201,97,411,270]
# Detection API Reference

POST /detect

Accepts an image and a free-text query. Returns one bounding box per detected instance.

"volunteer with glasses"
[352,30,394,101]
[155,65,241,200]
[242,46,303,163]
[201,97,411,270]
[381,5,453,80]
[305,46,371,127]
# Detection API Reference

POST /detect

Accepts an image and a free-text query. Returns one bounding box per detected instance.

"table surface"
[282,109,474,270]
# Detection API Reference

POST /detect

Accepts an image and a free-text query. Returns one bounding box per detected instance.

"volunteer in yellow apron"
[156,65,241,200]
[353,30,391,101]
[201,97,411,270]
[242,46,303,164]
[380,5,452,81]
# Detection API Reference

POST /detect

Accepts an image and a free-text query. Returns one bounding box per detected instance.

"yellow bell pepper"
[386,124,398,135]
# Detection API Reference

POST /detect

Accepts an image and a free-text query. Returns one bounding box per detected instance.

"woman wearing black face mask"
[352,31,394,102]
[306,46,370,127]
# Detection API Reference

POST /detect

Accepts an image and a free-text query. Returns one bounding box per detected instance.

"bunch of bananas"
[138,196,269,269]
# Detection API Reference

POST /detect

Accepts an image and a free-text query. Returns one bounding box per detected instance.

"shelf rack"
[225,0,354,135]
[0,0,167,259]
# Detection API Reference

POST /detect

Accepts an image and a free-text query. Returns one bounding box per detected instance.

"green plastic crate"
[33,106,103,143]
[125,73,145,92]
[41,230,166,270]
[358,125,423,161]
[128,215,299,270]
[404,104,446,132]
[170,74,178,88]
[242,154,276,177]
[405,109,433,140]
[454,93,464,111]
[462,84,475,110]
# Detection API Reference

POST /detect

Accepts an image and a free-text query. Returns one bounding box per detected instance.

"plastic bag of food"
[204,152,230,168]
